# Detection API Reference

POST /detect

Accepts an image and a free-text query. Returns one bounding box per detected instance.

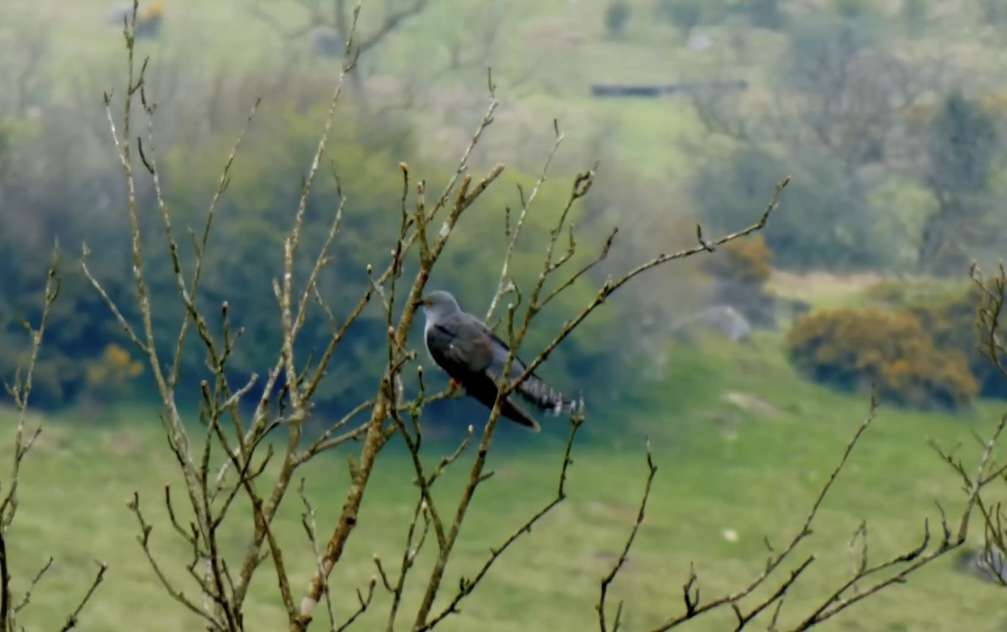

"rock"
[721,391,781,418]
[687,32,714,52]
[671,305,752,342]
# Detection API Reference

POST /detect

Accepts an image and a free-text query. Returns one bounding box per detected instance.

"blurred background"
[2,0,1007,629]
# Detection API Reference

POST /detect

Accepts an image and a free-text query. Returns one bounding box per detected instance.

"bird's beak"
[414,296,431,308]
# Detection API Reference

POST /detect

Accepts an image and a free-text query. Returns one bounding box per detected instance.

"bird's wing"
[426,312,495,377]
[427,311,579,419]
[426,314,540,430]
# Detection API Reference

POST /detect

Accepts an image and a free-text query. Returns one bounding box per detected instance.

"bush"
[84,343,144,395]
[910,289,1007,398]
[786,308,977,409]
[866,280,1007,399]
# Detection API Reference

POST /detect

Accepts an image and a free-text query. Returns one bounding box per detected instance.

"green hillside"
[5,332,1004,631]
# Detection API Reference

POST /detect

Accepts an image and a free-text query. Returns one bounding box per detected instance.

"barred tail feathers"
[515,375,584,416]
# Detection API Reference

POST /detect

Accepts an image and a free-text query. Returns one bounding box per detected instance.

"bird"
[419,290,581,431]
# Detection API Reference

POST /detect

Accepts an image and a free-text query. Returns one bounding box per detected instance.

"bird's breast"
[423,317,436,364]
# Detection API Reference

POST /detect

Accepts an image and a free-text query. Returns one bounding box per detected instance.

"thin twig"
[598,440,657,632]
[58,561,108,632]
[650,391,876,631]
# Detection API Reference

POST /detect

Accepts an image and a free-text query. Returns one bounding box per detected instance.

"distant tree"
[0,18,49,115]
[0,121,8,180]
[927,93,997,206]
[688,7,948,272]
[747,0,785,30]
[692,147,892,269]
[901,0,929,36]
[920,92,999,273]
[654,0,706,34]
[247,0,431,104]
[605,1,632,38]
[782,13,890,172]
[831,0,877,20]
[982,0,1007,27]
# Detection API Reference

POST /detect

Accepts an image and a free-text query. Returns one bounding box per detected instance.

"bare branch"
[383,499,432,631]
[335,579,377,632]
[419,415,585,631]
[507,177,790,400]
[2,248,60,527]
[650,391,876,630]
[80,245,148,354]
[58,561,108,632]
[127,492,220,628]
[598,440,657,631]
[485,121,564,322]
[299,480,336,630]
[170,98,261,389]
[295,74,505,630]
[12,556,53,615]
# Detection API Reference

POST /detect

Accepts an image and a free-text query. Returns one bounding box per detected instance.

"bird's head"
[418,290,461,319]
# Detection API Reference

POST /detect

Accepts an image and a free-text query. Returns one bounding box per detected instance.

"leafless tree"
[962,263,1007,583]
[78,3,788,630]
[247,0,431,104]
[1,251,107,631]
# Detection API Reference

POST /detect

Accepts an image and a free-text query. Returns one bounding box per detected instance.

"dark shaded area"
[590,80,747,98]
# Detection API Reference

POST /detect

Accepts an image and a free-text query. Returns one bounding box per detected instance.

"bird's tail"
[500,399,541,432]
[515,375,584,417]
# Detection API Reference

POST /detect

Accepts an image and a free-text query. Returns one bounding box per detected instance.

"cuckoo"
[419,291,581,431]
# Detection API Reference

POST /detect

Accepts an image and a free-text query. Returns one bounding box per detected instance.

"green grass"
[3,333,1006,631]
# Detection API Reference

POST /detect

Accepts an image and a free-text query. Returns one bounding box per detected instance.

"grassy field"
[4,331,1006,631]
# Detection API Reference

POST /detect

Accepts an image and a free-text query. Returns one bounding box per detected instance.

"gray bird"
[419,290,580,431]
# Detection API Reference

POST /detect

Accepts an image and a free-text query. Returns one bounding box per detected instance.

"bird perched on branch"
[419,290,582,431]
